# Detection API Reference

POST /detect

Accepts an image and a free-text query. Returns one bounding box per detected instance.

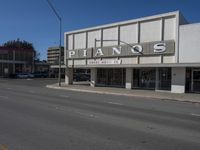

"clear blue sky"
[0,0,200,60]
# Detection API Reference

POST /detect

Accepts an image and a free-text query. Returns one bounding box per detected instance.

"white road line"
[26,79,33,80]
[89,114,97,118]
[55,106,64,111]
[55,106,98,119]
[108,101,123,106]
[75,111,97,118]
[60,95,69,98]
[0,96,9,99]
[191,113,200,117]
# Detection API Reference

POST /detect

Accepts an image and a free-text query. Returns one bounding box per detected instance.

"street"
[0,79,200,150]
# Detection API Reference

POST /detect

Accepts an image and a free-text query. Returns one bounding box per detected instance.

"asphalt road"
[0,79,200,150]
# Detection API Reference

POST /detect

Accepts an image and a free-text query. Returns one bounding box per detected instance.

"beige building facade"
[64,11,200,93]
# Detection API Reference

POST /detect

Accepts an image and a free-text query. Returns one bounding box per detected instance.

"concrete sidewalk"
[46,82,200,103]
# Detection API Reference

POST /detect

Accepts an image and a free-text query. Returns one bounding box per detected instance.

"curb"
[46,85,200,104]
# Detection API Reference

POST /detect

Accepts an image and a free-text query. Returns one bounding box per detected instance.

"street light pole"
[46,0,62,87]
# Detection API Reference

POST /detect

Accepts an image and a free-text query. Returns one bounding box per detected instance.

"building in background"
[47,46,65,78]
[0,47,34,77]
[64,11,200,93]
[47,46,64,65]
[34,60,49,74]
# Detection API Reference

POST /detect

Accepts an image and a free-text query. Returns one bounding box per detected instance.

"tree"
[2,38,42,61]
[3,38,35,50]
[34,51,40,61]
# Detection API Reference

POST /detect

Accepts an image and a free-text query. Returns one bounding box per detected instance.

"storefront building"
[0,47,35,77]
[64,11,200,93]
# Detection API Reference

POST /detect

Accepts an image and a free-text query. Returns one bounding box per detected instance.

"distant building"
[47,46,64,65]
[0,47,34,77]
[47,46,65,78]
[34,60,49,73]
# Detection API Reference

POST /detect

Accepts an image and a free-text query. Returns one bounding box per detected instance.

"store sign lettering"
[68,42,172,58]
[69,51,75,58]
[131,45,143,53]
[95,48,104,57]
[112,46,122,55]
[154,43,166,53]
[88,59,121,65]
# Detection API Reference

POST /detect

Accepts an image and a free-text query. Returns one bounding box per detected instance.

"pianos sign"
[67,40,175,59]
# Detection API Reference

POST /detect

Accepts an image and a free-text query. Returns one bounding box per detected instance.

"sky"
[0,0,200,60]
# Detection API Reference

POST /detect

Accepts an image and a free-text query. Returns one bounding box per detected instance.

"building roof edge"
[65,10,180,35]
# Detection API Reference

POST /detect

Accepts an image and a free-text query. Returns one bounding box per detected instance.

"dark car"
[9,73,17,78]
[33,72,48,78]
[16,73,29,79]
[73,73,90,81]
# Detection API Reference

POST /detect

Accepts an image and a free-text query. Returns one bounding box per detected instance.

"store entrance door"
[133,68,156,90]
[192,69,200,93]
[158,68,171,91]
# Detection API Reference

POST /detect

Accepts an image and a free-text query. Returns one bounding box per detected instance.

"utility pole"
[46,0,62,86]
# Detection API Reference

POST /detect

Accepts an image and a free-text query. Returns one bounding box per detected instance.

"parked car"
[16,73,29,79]
[9,73,17,78]
[33,72,48,78]
[73,73,90,81]
[27,73,34,78]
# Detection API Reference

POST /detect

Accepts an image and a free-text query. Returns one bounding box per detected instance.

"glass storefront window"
[186,68,200,93]
[192,69,200,93]
[185,68,192,92]
[97,68,125,87]
[97,68,107,86]
[158,68,171,91]
[133,68,156,90]
[133,68,171,91]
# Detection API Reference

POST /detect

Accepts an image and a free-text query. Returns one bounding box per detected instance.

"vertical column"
[100,29,103,47]
[137,22,140,43]
[171,67,186,93]
[155,68,159,90]
[13,64,15,74]
[65,68,73,85]
[125,68,133,89]
[64,34,67,65]
[85,32,88,65]
[85,31,88,49]
[137,22,140,64]
[160,18,164,41]
[118,25,120,46]
[160,18,164,63]
[90,68,97,87]
[72,34,75,50]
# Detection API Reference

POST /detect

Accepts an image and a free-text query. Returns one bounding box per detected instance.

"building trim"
[0,60,31,64]
[65,11,179,35]
[67,63,200,69]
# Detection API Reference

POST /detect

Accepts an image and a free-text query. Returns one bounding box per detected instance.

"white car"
[27,73,34,78]
[16,73,29,79]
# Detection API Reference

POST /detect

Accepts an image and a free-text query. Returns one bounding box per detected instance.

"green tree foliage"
[3,38,35,50]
